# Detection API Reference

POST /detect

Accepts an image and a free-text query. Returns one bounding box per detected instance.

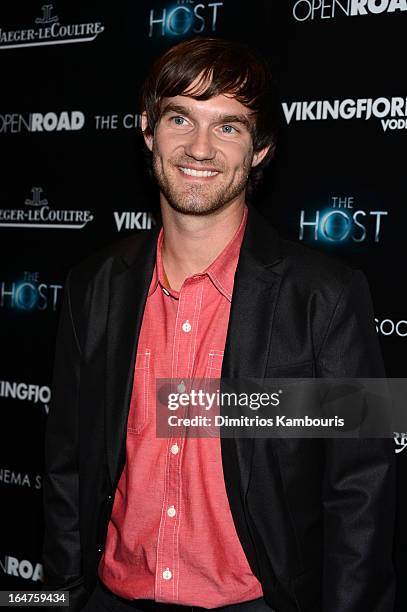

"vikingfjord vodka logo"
[148,0,223,38]
[114,211,157,231]
[292,0,407,21]
[0,3,104,50]
[0,187,93,229]
[0,380,51,414]
[282,97,407,132]
[299,195,388,244]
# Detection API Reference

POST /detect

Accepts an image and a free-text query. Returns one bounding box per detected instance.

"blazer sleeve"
[42,271,89,611]
[316,269,396,612]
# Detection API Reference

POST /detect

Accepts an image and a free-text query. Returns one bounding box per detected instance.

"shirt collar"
[148,205,248,302]
[204,205,247,301]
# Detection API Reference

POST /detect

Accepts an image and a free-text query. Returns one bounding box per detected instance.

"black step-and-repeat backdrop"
[0,1,405,607]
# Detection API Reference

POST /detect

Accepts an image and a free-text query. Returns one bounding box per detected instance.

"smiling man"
[43,38,395,612]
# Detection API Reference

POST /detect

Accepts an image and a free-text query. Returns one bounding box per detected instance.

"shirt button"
[163,568,172,580]
[182,320,191,333]
[167,505,176,518]
[170,443,179,455]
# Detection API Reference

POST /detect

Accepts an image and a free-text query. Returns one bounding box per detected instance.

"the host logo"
[0,187,93,229]
[0,4,104,50]
[282,97,407,132]
[0,111,85,134]
[114,211,157,232]
[299,195,388,243]
[375,318,407,337]
[0,380,50,414]
[0,468,42,490]
[292,0,407,21]
[394,432,407,454]
[0,271,63,312]
[149,1,223,38]
[0,555,43,582]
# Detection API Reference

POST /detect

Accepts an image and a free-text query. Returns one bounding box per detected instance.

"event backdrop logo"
[0,271,63,312]
[148,0,223,37]
[0,4,104,50]
[0,555,43,582]
[299,195,388,244]
[292,0,407,21]
[0,188,93,229]
[0,468,42,490]
[282,97,407,132]
[0,111,85,134]
[0,380,51,414]
[114,211,157,231]
[375,318,407,337]
[94,113,142,130]
[394,433,407,454]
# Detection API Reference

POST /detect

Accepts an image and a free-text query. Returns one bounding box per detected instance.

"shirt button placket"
[159,283,197,599]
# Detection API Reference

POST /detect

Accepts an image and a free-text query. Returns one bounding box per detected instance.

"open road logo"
[292,0,407,21]
[0,110,85,134]
[0,187,93,229]
[0,3,104,50]
[0,555,43,582]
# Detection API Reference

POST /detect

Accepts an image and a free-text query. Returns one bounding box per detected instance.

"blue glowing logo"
[299,199,388,244]
[148,2,223,38]
[0,272,63,312]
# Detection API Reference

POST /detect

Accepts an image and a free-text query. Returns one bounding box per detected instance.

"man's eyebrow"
[161,103,192,117]
[217,114,253,131]
[160,103,253,130]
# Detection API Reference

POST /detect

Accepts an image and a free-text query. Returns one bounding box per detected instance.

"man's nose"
[183,127,216,161]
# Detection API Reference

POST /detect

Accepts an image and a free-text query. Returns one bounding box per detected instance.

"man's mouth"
[178,166,220,178]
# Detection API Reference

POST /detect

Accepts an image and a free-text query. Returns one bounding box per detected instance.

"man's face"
[142,91,269,216]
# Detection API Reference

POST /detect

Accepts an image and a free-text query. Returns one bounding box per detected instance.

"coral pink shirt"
[99,205,263,607]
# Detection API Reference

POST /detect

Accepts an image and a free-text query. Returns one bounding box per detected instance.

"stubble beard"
[152,150,253,217]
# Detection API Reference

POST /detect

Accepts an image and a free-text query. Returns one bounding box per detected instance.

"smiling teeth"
[180,167,219,177]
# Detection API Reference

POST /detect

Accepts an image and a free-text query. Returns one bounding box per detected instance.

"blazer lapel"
[220,205,284,578]
[222,203,283,379]
[105,230,159,487]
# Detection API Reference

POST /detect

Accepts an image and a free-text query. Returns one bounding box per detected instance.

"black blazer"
[43,205,396,612]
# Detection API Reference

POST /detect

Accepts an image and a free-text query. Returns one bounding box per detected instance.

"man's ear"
[251,145,271,168]
[141,112,153,152]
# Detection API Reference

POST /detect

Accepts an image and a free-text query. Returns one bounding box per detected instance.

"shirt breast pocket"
[205,350,224,379]
[127,348,151,435]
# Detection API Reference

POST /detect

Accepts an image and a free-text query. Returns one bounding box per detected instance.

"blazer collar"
[116,203,282,272]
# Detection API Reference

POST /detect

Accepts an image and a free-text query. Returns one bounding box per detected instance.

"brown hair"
[140,37,279,196]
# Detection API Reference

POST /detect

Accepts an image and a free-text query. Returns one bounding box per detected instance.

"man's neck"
[160,200,246,292]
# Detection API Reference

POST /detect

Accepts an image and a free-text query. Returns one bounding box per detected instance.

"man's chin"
[165,197,226,216]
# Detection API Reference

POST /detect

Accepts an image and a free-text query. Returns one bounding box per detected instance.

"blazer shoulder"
[278,235,358,291]
[68,229,158,289]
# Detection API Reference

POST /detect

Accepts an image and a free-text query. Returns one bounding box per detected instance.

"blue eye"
[172,116,186,125]
[221,124,237,134]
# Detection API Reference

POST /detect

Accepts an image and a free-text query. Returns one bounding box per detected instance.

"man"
[43,38,395,612]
